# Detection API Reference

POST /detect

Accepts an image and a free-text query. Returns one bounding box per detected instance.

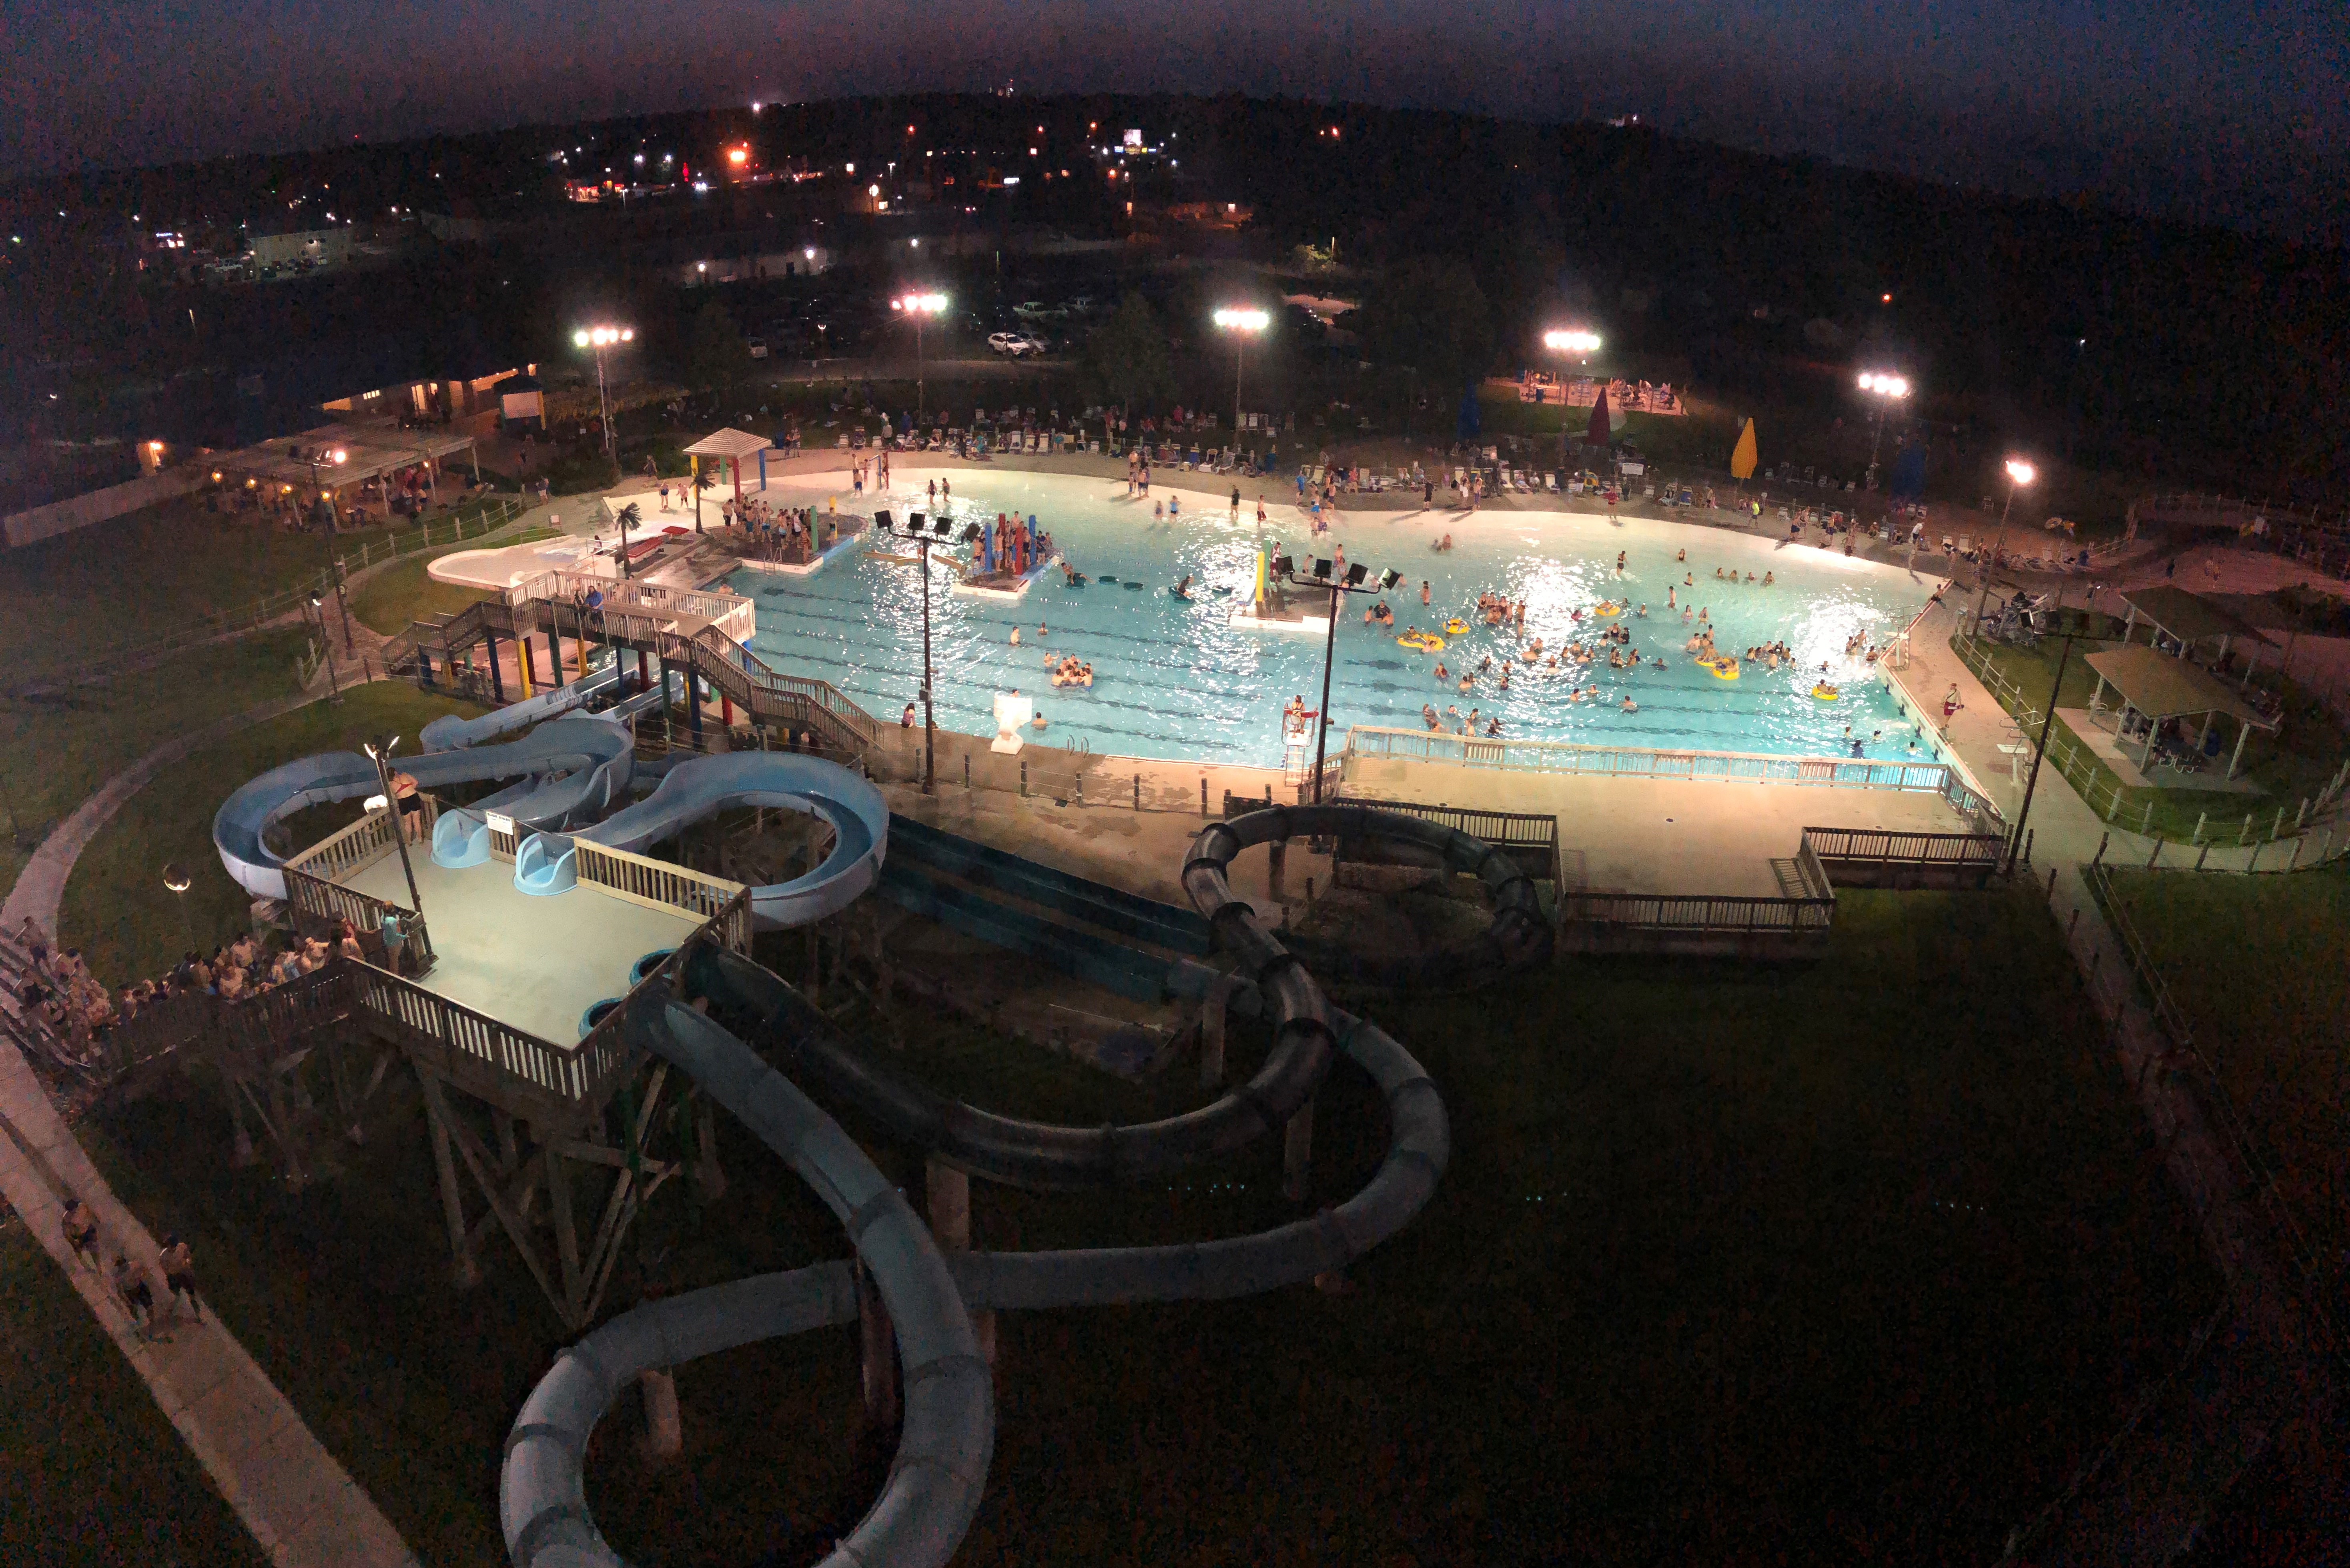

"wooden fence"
[572,838,747,926]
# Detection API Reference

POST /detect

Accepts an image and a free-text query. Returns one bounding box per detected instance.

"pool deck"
[343,853,705,1048]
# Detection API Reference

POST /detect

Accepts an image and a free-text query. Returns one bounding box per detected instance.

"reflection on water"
[730,470,1941,768]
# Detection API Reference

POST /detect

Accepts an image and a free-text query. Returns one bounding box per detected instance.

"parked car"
[1011,300,1066,322]
[746,336,768,360]
[988,331,1044,357]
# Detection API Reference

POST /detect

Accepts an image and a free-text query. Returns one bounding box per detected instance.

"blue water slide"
[576,752,890,928]
[419,661,622,751]
[212,714,636,900]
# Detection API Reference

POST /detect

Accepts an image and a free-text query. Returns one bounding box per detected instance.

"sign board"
[484,811,515,837]
[1123,129,1143,148]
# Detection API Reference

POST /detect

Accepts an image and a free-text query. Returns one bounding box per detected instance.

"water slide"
[500,804,1546,1568]
[212,710,637,901]
[574,751,891,927]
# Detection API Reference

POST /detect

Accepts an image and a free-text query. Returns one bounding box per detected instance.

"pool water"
[725,469,1941,768]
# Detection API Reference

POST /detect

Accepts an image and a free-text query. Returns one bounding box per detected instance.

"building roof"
[209,421,477,489]
[2119,585,2260,643]
[681,427,772,459]
[2085,646,2269,727]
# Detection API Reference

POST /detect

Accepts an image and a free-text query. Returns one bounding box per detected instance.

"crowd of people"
[10,916,373,1052]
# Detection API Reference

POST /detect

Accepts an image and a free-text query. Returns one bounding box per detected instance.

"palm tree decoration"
[689,465,717,534]
[613,501,642,579]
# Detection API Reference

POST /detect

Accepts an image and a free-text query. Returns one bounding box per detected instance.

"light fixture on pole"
[307,446,348,526]
[1855,371,1912,482]
[572,325,635,459]
[2006,626,2080,876]
[308,594,342,703]
[1271,556,1402,802]
[362,736,427,928]
[1975,457,2037,630]
[891,293,948,421]
[1213,308,1269,438]
[1542,328,1601,361]
[162,862,194,957]
[876,511,974,794]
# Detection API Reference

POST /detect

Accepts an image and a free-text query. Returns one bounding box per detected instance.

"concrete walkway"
[1,701,420,1568]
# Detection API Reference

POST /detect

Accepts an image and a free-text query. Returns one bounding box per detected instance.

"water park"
[14,433,2303,1568]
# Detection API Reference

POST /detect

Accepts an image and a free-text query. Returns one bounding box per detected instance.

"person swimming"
[1173,573,1193,599]
[1620,696,1638,712]
[1762,571,1774,586]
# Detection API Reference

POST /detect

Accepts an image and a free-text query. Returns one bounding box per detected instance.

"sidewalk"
[1,715,419,1568]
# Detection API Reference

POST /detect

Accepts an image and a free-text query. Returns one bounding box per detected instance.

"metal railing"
[1558,889,1835,932]
[1799,826,2008,869]
[569,886,754,1103]
[1346,724,1980,800]
[353,964,605,1105]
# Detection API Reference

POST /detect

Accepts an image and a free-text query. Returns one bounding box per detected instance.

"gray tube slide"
[212,714,635,900]
[501,806,1500,1567]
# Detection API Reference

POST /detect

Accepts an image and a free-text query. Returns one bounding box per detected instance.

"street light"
[307,594,342,703]
[1271,555,1403,801]
[573,325,635,459]
[361,736,427,933]
[875,510,974,793]
[1975,457,2037,630]
[891,292,948,421]
[1213,308,1269,439]
[306,446,347,526]
[162,862,194,958]
[1856,371,1912,482]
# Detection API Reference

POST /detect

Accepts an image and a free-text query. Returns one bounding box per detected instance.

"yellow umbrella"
[1729,418,1758,481]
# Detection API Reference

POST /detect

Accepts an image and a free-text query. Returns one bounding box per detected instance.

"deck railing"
[353,964,601,1104]
[571,838,747,926]
[570,886,754,1099]
[284,804,405,885]
[1346,724,1976,799]
[281,865,435,964]
[1800,826,2008,870]
[1558,889,1835,932]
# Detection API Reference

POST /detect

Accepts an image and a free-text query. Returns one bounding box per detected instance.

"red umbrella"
[1587,386,1612,449]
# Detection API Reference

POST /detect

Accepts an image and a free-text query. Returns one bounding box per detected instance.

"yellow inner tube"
[1712,660,1740,680]
[1398,632,1446,652]
[1444,618,1471,635]
[1590,603,1621,617]
[1811,685,1840,700]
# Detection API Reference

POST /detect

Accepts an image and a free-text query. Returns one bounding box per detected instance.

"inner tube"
[1397,633,1446,652]
[1590,603,1621,617]
[1123,581,1145,591]
[1711,660,1740,680]
[1811,685,1840,700]
[1444,618,1471,635]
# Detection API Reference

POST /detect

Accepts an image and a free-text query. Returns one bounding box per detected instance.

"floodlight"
[1311,558,1332,581]
[1270,554,1294,577]
[1377,569,1402,590]
[874,510,894,531]
[1343,563,1367,587]
[2005,459,2036,486]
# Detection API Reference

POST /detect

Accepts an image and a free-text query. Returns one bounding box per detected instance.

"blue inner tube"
[578,998,624,1041]
[630,948,676,987]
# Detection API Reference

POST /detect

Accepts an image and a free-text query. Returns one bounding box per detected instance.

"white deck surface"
[345,851,704,1047]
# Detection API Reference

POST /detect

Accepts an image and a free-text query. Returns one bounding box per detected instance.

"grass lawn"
[0,628,313,906]
[348,529,556,636]
[0,493,523,674]
[82,882,2214,1566]
[58,681,481,984]
[1959,629,2348,842]
[0,1228,268,1568]
[2102,864,2350,1281]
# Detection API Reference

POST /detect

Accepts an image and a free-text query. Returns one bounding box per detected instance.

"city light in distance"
[1857,371,1911,397]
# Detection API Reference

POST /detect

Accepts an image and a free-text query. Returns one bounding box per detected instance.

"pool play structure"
[211,682,1549,1565]
[730,469,1946,768]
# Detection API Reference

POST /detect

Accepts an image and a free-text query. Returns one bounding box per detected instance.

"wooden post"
[420,1070,481,1289]
[695,1097,725,1201]
[855,1260,899,1430]
[546,1145,583,1323]
[222,1070,255,1167]
[928,1159,994,1365]
[640,1367,683,1460]
[1267,837,1288,902]
[1283,1094,1315,1203]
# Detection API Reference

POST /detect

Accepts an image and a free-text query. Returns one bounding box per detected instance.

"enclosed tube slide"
[500,806,1515,1568]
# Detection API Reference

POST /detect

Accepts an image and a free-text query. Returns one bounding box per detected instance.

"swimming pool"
[724,469,1942,769]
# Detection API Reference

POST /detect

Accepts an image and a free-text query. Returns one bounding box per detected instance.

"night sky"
[5,0,2344,235]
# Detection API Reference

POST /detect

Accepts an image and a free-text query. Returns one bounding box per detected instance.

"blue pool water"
[724,469,1942,768]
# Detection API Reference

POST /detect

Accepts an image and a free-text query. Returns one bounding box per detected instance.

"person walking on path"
[160,1235,203,1322]
[62,1195,101,1269]
[112,1253,158,1339]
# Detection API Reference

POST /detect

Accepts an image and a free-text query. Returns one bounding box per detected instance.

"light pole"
[1856,371,1911,485]
[331,559,354,652]
[307,446,347,528]
[1213,308,1269,442]
[1272,556,1402,802]
[363,736,426,925]
[162,862,194,958]
[2007,627,2079,876]
[307,595,342,703]
[573,325,635,460]
[880,511,974,794]
[1975,457,2037,631]
[892,292,948,422]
